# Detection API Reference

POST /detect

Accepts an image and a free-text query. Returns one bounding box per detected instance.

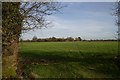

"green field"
[19,41,120,78]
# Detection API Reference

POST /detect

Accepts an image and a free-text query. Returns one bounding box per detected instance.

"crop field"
[19,41,120,78]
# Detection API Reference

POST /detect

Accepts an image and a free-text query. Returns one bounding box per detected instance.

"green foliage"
[2,56,17,78]
[19,41,120,78]
[2,2,22,43]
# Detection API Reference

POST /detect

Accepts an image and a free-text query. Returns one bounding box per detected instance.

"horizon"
[21,36,118,40]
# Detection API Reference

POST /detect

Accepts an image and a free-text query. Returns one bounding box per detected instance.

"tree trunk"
[2,2,22,78]
[2,39,19,78]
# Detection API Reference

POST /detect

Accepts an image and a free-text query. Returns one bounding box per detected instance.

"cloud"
[47,15,113,33]
[22,14,116,40]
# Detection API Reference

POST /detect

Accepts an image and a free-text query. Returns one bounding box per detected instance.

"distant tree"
[37,38,42,42]
[52,36,56,39]
[75,37,82,41]
[57,38,64,42]
[78,37,82,41]
[32,36,38,42]
[66,37,74,41]
[51,36,56,42]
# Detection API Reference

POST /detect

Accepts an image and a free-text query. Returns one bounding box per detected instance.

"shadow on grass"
[19,51,117,64]
[19,51,120,78]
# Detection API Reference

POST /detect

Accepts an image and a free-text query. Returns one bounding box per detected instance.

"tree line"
[20,36,117,42]
[21,36,82,42]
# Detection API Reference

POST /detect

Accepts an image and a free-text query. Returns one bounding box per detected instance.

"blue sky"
[21,2,118,40]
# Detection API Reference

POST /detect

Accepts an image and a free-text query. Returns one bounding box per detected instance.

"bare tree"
[113,1,120,69]
[21,2,61,31]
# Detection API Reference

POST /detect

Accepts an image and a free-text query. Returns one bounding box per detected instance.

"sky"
[21,2,118,40]
[20,0,118,2]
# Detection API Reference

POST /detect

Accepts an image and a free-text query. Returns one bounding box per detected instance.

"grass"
[19,41,120,78]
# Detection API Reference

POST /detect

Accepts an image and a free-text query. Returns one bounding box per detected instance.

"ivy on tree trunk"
[2,2,23,78]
